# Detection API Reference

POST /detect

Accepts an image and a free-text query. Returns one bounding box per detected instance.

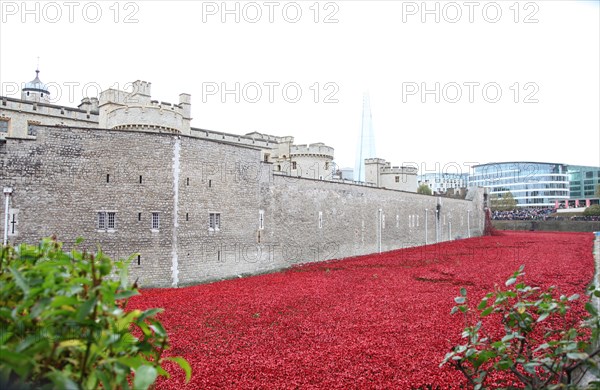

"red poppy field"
[128,231,596,389]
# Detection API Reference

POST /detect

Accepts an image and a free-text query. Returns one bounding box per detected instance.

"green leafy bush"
[583,205,600,216]
[0,237,191,390]
[441,266,600,389]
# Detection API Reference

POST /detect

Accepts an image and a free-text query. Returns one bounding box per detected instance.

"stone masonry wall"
[0,125,486,287]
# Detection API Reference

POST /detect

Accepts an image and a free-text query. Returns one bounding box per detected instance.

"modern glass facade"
[567,165,600,199]
[469,162,569,207]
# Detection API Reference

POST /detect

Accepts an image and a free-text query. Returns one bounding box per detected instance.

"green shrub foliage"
[442,266,600,389]
[0,237,191,390]
[583,205,600,216]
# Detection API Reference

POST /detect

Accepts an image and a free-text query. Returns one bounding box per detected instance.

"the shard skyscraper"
[354,93,376,182]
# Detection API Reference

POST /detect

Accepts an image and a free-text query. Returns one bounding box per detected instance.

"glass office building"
[469,162,569,207]
[567,165,600,200]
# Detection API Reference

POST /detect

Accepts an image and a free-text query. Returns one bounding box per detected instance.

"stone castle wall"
[0,125,486,287]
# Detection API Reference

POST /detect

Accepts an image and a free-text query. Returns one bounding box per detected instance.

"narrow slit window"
[106,174,110,183]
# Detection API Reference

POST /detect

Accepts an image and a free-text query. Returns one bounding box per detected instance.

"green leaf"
[133,365,158,390]
[460,288,467,297]
[76,296,98,321]
[114,290,139,300]
[481,307,494,317]
[496,360,514,370]
[46,370,80,390]
[477,299,488,310]
[165,356,192,382]
[138,308,163,323]
[117,356,147,370]
[537,312,550,322]
[566,352,589,360]
[501,333,515,342]
[149,321,167,338]
[8,266,30,295]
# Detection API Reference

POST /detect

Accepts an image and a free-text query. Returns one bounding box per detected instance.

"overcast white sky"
[1,0,598,173]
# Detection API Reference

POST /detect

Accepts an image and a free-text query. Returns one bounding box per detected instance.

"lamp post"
[378,208,382,253]
[3,187,13,246]
[467,210,471,238]
[424,208,428,245]
[435,208,439,243]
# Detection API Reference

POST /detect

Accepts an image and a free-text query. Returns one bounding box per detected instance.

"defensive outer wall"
[0,125,486,287]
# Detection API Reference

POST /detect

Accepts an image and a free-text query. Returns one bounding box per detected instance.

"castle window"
[137,255,141,265]
[186,213,189,221]
[277,165,281,172]
[27,121,40,136]
[264,154,270,162]
[186,177,190,186]
[292,162,297,170]
[209,213,221,231]
[107,212,116,229]
[395,176,400,183]
[139,175,143,184]
[208,180,212,188]
[325,162,329,170]
[318,211,323,229]
[0,118,9,133]
[98,212,106,230]
[152,212,160,230]
[106,174,110,183]
[97,211,116,231]
[138,212,142,221]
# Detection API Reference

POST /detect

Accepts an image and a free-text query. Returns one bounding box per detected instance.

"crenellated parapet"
[0,96,99,139]
[290,143,334,159]
[365,157,418,192]
[99,81,191,135]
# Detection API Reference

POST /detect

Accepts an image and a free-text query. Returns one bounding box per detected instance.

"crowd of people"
[492,207,600,221]
[492,207,555,220]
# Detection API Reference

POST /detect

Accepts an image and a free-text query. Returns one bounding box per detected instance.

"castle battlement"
[245,131,294,144]
[191,128,277,149]
[1,96,99,121]
[380,165,418,175]
[291,143,334,158]
[99,81,191,135]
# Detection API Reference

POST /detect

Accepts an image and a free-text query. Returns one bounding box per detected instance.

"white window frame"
[107,212,116,230]
[151,212,160,231]
[97,212,106,230]
[98,211,117,232]
[209,212,221,231]
[258,210,264,230]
